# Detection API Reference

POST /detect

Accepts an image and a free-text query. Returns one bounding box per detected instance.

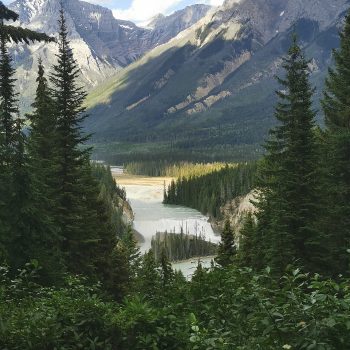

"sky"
[4,0,225,25]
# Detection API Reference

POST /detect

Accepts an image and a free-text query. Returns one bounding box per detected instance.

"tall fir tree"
[24,60,65,281]
[49,6,115,278]
[215,218,236,267]
[0,30,17,262]
[0,2,53,268]
[160,248,174,287]
[237,212,257,268]
[110,228,141,300]
[255,35,322,275]
[321,11,350,276]
[135,249,161,300]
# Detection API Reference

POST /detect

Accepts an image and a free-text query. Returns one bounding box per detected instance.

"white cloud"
[112,0,183,24]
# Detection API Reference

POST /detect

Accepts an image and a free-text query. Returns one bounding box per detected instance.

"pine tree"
[24,60,67,281]
[110,228,141,300]
[136,249,161,299]
[0,2,53,44]
[215,218,236,267]
[49,6,101,276]
[160,248,174,287]
[0,2,54,269]
[28,59,57,172]
[237,213,256,268]
[0,29,17,263]
[255,35,321,275]
[321,11,350,276]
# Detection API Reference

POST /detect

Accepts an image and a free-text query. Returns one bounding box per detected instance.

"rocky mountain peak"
[147,13,166,29]
[7,0,211,111]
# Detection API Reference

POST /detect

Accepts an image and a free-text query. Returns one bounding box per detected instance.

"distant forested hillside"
[124,161,230,177]
[164,163,257,218]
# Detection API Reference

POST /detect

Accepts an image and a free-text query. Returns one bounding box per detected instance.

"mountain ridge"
[85,0,349,162]
[7,0,212,110]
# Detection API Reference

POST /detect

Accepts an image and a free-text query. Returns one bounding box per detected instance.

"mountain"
[85,0,349,163]
[146,4,212,45]
[8,0,211,110]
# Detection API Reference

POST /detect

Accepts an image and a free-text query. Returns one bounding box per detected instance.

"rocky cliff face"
[8,0,211,110]
[147,4,212,45]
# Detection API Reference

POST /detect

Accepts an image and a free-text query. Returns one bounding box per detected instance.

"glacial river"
[112,168,220,278]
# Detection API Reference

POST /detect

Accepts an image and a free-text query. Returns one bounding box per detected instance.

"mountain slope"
[86,0,348,162]
[8,0,211,110]
[147,4,212,45]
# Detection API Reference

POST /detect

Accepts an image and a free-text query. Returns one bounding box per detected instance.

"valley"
[1,0,350,348]
[85,0,346,162]
[113,171,220,278]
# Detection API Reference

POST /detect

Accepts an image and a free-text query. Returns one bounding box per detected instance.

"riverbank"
[112,172,220,277]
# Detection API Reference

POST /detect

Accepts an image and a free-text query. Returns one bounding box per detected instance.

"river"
[112,168,220,278]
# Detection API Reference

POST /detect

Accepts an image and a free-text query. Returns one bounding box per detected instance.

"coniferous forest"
[164,163,257,218]
[151,230,217,262]
[1,3,350,349]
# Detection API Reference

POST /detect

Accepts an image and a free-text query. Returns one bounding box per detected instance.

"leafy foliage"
[1,263,350,350]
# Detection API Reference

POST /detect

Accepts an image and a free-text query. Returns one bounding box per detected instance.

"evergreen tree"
[255,35,321,275]
[215,218,236,267]
[48,6,103,276]
[26,60,63,281]
[321,11,350,276]
[110,228,141,300]
[28,59,57,176]
[237,213,256,268]
[136,249,161,299]
[160,248,174,287]
[0,2,53,44]
[0,2,54,270]
[0,29,16,263]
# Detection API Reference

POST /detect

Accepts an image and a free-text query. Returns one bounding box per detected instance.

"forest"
[164,163,257,218]
[151,230,217,262]
[125,161,230,178]
[1,2,350,349]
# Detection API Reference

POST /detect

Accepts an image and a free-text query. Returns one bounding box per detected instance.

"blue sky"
[4,0,225,25]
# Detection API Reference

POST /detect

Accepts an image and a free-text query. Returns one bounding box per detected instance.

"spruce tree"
[215,218,236,267]
[24,61,65,281]
[0,2,53,44]
[237,213,256,268]
[255,35,321,275]
[136,249,161,299]
[321,11,350,276]
[0,2,53,269]
[110,228,141,300]
[49,6,118,278]
[160,248,174,287]
[0,30,17,262]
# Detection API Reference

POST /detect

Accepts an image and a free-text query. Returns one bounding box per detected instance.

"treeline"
[0,4,131,297]
[91,163,126,201]
[151,231,217,262]
[92,143,261,165]
[91,163,128,239]
[164,163,257,218]
[124,160,230,177]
